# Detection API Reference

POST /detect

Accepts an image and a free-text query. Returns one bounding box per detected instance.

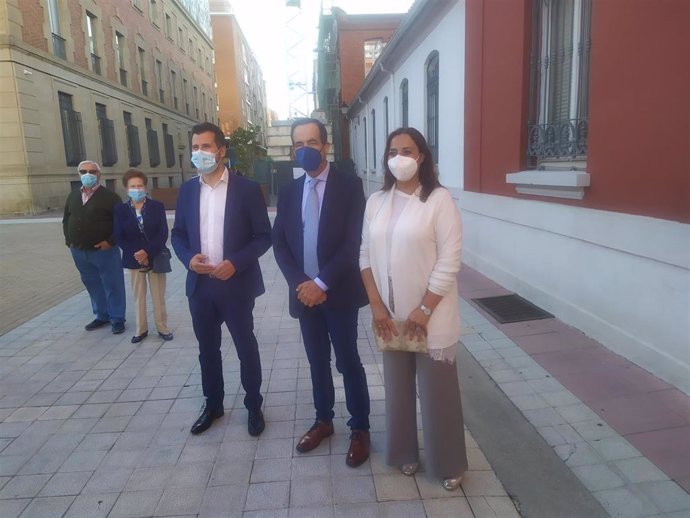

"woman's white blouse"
[360,186,463,353]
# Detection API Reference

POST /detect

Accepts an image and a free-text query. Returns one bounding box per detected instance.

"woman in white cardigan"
[360,127,467,490]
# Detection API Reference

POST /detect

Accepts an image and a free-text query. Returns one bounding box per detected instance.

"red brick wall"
[337,14,403,106]
[67,0,87,69]
[19,0,213,104]
[21,0,48,52]
[464,0,690,223]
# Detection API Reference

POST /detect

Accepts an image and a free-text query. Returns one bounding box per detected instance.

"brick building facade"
[210,0,268,145]
[0,0,216,214]
[316,7,403,161]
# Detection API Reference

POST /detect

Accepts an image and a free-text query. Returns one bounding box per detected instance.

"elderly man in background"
[63,160,127,334]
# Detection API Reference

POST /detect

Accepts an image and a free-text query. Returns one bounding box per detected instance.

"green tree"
[227,124,264,177]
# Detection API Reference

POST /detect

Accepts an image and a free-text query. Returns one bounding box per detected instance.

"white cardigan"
[360,186,462,351]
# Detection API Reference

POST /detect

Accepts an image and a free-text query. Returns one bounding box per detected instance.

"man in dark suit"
[171,122,271,436]
[272,118,371,467]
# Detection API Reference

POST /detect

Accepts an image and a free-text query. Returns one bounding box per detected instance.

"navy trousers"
[298,305,370,430]
[188,276,263,412]
[70,246,126,324]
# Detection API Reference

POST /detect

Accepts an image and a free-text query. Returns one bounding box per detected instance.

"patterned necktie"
[303,177,320,278]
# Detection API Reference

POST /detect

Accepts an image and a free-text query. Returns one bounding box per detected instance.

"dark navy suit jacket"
[171,173,271,298]
[272,166,368,318]
[113,198,168,270]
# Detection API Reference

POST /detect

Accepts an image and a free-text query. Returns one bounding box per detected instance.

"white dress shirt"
[199,168,229,267]
[300,163,330,291]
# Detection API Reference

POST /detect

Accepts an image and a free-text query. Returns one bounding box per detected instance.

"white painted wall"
[348,0,690,394]
[458,190,690,395]
[349,1,465,197]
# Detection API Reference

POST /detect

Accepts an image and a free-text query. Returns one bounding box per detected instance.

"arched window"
[363,116,368,173]
[383,96,389,136]
[426,51,439,162]
[400,79,409,127]
[371,109,376,172]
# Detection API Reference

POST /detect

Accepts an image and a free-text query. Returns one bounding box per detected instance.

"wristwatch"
[419,304,433,316]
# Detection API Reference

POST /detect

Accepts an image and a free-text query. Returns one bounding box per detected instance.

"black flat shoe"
[158,332,174,341]
[85,319,109,331]
[131,332,148,344]
[190,405,224,435]
[248,409,265,437]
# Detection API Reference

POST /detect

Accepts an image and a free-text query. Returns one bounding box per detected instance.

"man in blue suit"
[272,118,371,467]
[171,122,271,436]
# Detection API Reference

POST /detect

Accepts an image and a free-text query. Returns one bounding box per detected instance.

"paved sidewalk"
[0,241,520,517]
[1,216,688,517]
[0,219,83,335]
[457,268,690,518]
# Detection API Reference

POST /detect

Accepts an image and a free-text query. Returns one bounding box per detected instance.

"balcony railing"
[52,34,66,60]
[90,53,101,75]
[141,80,148,96]
[159,89,165,103]
[119,68,127,87]
[527,118,588,160]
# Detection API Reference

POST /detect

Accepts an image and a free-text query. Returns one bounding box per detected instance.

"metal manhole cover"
[472,294,553,324]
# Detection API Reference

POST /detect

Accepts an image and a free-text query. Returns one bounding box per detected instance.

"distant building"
[0,0,216,215]
[315,7,403,161]
[209,1,268,145]
[348,0,690,394]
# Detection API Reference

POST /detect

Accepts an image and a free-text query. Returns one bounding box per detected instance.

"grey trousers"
[383,349,468,478]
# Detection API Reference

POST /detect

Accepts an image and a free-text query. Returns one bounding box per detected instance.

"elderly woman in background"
[359,127,467,490]
[114,169,173,344]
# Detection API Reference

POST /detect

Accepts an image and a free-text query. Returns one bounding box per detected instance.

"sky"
[228,0,415,119]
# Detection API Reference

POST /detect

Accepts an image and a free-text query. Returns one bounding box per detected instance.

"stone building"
[0,0,216,214]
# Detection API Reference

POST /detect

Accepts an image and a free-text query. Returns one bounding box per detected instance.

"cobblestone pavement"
[0,219,83,336]
[0,229,520,518]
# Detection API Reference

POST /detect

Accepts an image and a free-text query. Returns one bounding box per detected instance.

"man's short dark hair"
[192,122,226,149]
[290,118,328,146]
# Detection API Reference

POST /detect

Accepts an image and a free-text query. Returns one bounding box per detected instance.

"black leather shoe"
[131,331,148,344]
[190,406,224,435]
[158,332,174,341]
[85,319,109,331]
[248,409,265,437]
[112,322,125,334]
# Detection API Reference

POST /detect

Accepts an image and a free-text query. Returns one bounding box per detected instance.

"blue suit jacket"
[113,198,168,270]
[272,165,368,318]
[171,173,271,298]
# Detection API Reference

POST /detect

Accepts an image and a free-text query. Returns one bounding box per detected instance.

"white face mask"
[387,155,419,182]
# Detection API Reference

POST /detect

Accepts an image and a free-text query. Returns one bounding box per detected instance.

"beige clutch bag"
[374,320,428,353]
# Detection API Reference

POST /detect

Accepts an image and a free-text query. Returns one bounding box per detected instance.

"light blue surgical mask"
[128,189,146,202]
[80,173,98,188]
[191,150,219,175]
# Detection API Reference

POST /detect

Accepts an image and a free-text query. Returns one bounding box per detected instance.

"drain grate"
[472,294,553,324]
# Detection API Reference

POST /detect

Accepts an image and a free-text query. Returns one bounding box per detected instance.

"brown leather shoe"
[346,429,370,467]
[296,420,334,453]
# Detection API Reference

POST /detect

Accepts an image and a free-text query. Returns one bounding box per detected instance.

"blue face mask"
[295,146,323,172]
[80,173,98,188]
[191,150,219,175]
[128,189,146,202]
